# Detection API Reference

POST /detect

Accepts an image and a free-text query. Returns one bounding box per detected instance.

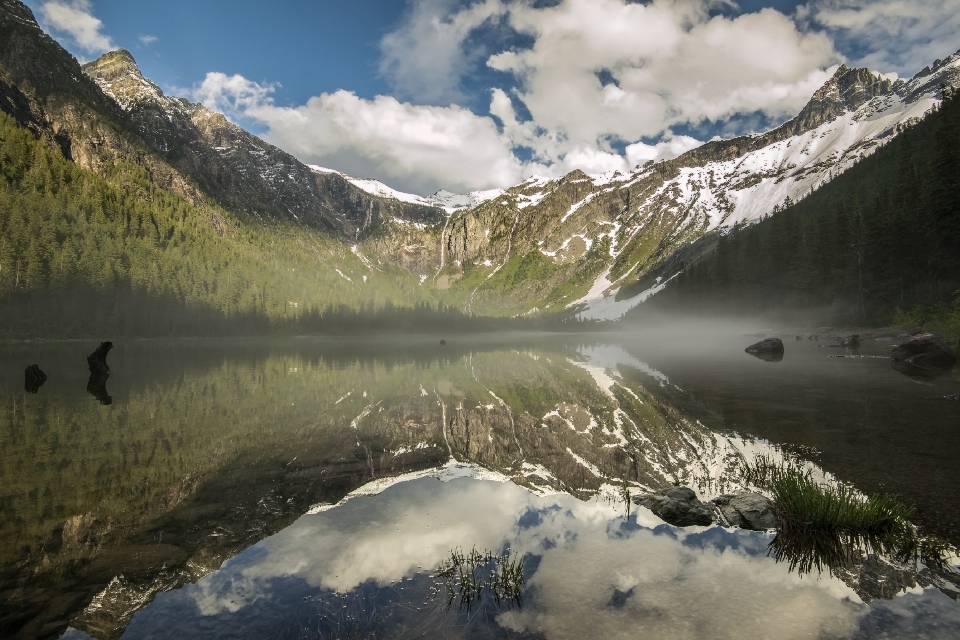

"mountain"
[644,86,960,328]
[427,56,960,319]
[0,0,454,338]
[80,50,442,236]
[3,0,960,334]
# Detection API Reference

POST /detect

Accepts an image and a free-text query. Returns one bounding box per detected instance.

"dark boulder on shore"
[712,492,777,531]
[745,338,784,362]
[891,334,956,368]
[632,486,715,526]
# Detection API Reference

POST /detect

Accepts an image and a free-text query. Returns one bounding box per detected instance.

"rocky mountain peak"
[82,49,164,110]
[790,64,893,135]
[83,49,142,82]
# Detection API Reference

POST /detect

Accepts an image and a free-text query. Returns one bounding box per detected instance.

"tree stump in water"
[87,341,113,374]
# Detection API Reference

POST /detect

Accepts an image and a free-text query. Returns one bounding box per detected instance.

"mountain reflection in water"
[0,334,958,639]
[116,473,960,639]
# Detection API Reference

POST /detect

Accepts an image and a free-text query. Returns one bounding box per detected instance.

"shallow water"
[0,332,958,639]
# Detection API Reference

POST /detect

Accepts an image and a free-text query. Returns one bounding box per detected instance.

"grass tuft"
[739,455,955,575]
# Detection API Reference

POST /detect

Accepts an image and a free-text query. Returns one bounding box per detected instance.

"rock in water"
[712,492,777,531]
[842,334,860,349]
[24,365,47,393]
[632,486,716,526]
[440,339,447,346]
[891,334,957,370]
[87,341,113,374]
[745,338,784,362]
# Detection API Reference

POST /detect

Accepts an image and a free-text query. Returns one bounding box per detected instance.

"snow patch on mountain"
[569,54,959,320]
[307,167,500,213]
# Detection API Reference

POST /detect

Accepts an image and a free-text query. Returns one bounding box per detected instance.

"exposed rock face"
[632,486,716,527]
[712,492,777,531]
[891,334,957,371]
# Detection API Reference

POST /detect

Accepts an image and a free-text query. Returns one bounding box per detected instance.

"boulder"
[745,338,784,362]
[632,486,716,526]
[891,334,957,372]
[841,334,860,349]
[712,492,777,531]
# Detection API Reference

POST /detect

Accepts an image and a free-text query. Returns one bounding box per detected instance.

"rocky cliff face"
[426,53,960,319]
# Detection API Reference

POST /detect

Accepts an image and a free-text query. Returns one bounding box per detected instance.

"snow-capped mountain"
[305,167,503,214]
[429,54,960,319]
[77,44,960,321]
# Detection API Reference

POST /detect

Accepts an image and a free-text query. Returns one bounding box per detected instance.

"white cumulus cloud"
[37,0,114,54]
[190,72,539,194]
[800,0,960,75]
[373,0,840,187]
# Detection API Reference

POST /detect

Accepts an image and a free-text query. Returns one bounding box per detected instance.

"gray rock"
[891,333,957,370]
[632,486,716,526]
[745,338,784,362]
[712,492,777,531]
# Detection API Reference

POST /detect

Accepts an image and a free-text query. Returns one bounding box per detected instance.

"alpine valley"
[1,0,959,333]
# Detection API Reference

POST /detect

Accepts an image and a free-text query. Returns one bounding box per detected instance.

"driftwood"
[24,364,47,393]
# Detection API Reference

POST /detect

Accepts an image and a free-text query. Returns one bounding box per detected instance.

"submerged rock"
[24,364,47,393]
[891,334,957,370]
[842,334,860,349]
[632,486,715,526]
[712,492,777,531]
[745,338,784,362]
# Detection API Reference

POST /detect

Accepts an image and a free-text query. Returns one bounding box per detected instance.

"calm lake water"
[1,331,959,639]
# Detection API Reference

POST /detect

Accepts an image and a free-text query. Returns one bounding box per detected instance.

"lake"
[1,330,959,639]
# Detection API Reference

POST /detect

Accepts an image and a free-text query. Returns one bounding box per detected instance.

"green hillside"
[0,111,433,337]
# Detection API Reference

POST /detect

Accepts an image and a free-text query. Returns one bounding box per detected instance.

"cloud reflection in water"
[120,465,960,639]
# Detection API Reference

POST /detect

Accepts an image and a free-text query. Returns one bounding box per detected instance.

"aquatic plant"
[739,455,956,575]
[430,546,524,611]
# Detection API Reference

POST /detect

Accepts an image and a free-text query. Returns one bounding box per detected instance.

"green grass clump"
[771,470,913,540]
[739,455,955,575]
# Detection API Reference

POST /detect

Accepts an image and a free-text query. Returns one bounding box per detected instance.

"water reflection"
[0,335,958,639]
[86,372,112,405]
[114,471,959,639]
[24,364,46,393]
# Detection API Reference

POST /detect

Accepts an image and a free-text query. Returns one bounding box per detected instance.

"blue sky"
[25,0,960,194]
